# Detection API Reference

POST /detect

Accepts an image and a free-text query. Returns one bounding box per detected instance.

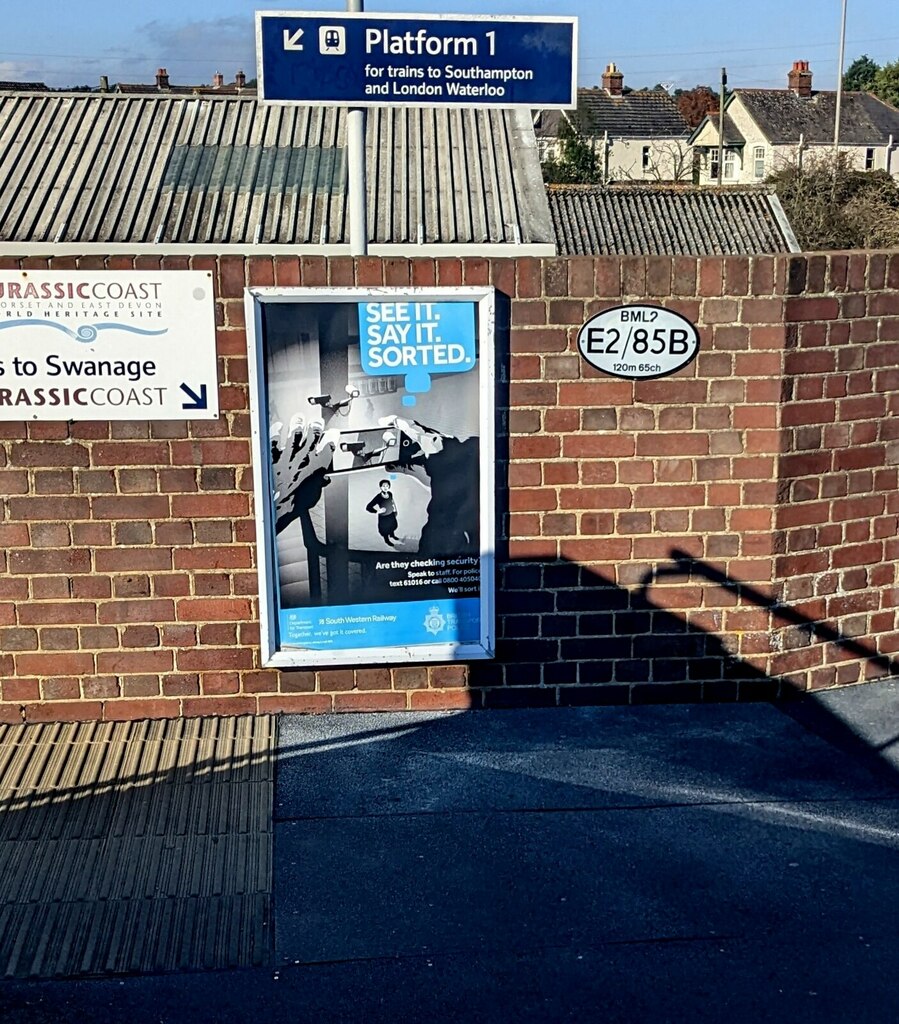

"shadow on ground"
[2,674,898,1022]
[0,717,274,981]
[1,544,898,1021]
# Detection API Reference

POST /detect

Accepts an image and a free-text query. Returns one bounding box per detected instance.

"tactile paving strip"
[0,716,274,978]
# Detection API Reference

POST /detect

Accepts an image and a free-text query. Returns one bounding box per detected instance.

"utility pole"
[347,0,368,255]
[833,0,848,159]
[717,67,727,185]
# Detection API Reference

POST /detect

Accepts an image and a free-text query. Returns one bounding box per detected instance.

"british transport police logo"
[424,606,447,636]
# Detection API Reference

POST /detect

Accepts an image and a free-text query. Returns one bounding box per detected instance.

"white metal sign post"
[0,270,219,421]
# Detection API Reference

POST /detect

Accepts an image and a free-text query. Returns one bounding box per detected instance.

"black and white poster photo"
[263,299,480,611]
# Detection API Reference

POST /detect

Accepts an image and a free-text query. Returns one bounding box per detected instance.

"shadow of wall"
[0,716,274,979]
[4,698,899,1018]
[469,252,899,707]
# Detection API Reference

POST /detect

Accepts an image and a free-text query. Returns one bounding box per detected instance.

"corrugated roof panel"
[0,91,551,250]
[488,111,510,242]
[547,185,799,256]
[0,95,50,235]
[455,108,477,243]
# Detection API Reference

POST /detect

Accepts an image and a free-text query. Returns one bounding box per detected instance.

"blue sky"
[2,1,897,92]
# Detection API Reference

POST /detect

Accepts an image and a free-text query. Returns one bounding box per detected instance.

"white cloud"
[132,16,256,84]
[0,61,46,85]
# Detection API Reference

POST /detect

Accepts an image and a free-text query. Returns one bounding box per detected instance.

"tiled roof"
[114,83,257,96]
[114,83,200,95]
[691,112,746,147]
[535,89,690,140]
[0,81,47,92]
[737,89,899,145]
[0,91,552,251]
[547,185,799,255]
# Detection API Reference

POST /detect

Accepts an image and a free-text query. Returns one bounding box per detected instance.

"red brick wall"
[772,253,899,690]
[0,250,896,722]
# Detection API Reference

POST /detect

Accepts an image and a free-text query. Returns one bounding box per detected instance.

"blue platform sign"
[256,11,577,108]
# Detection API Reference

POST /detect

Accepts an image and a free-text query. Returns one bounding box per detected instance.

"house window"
[709,153,719,180]
[753,146,765,179]
[865,147,875,171]
[642,145,651,171]
[723,150,738,181]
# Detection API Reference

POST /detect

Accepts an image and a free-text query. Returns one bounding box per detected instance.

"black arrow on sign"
[180,383,208,410]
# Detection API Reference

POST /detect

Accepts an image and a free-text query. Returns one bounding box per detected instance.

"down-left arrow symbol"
[180,383,208,410]
[283,28,304,51]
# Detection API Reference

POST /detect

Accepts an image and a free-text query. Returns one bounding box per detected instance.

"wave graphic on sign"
[0,320,168,343]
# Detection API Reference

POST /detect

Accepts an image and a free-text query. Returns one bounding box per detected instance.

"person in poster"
[261,296,484,653]
[365,479,400,546]
[269,412,479,584]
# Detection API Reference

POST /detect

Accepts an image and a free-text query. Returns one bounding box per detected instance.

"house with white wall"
[691,61,899,184]
[534,64,692,183]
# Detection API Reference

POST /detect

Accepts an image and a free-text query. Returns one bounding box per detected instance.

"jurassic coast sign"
[0,271,219,420]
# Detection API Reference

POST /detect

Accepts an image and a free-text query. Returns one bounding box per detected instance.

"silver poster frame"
[245,285,495,668]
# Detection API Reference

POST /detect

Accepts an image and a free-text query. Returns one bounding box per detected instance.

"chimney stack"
[235,70,246,89]
[155,68,170,90]
[602,62,624,97]
[213,72,224,88]
[788,61,812,98]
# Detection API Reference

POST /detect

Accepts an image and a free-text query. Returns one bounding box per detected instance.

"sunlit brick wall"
[771,253,899,690]
[0,250,896,722]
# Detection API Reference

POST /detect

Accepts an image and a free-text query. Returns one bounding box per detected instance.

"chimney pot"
[235,69,246,89]
[788,60,812,98]
[99,75,109,93]
[156,67,170,89]
[601,62,624,97]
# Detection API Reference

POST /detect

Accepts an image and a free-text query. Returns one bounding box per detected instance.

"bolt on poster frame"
[245,286,495,668]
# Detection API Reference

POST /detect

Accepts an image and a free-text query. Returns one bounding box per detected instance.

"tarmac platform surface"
[1,683,898,1022]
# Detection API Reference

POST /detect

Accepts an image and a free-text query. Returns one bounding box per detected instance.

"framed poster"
[245,286,495,668]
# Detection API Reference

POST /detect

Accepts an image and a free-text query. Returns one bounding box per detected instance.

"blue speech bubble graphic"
[359,301,476,406]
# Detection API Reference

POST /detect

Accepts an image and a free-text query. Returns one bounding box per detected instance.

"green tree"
[842,54,879,91]
[541,117,603,184]
[871,59,899,108]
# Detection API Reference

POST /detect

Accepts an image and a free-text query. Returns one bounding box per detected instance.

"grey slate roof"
[0,90,553,253]
[548,185,799,256]
[114,83,256,96]
[0,81,47,92]
[535,89,690,140]
[691,112,746,147]
[737,90,899,145]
